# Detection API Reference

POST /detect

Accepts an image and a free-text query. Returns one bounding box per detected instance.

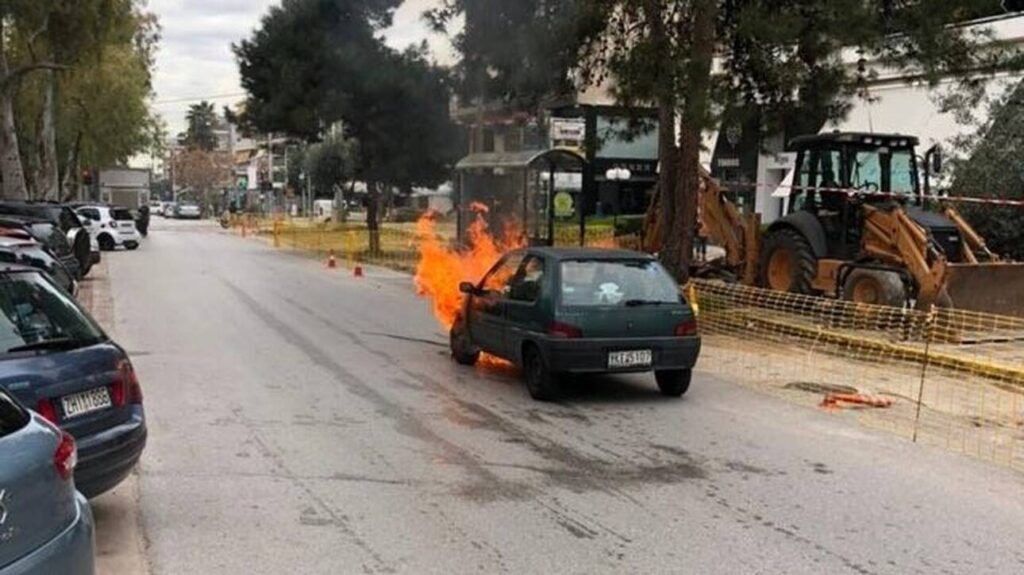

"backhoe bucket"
[943,263,1024,318]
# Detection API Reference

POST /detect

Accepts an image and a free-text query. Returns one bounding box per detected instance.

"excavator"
[645,131,1024,317]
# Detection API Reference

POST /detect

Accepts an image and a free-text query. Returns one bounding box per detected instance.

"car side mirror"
[459,281,477,295]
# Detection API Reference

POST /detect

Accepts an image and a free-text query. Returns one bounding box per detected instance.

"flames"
[414,202,525,331]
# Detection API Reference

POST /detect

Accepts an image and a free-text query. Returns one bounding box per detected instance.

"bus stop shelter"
[455,149,586,246]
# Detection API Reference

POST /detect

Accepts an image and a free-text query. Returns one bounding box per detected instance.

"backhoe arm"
[861,205,949,308]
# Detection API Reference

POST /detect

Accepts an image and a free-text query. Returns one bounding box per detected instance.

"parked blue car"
[0,266,146,498]
[0,389,95,575]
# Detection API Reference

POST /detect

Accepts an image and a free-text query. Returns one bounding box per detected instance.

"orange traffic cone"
[326,250,337,269]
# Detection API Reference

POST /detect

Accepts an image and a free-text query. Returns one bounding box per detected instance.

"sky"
[148,0,454,137]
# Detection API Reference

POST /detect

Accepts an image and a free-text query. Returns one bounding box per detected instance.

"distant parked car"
[0,266,147,497]
[176,204,201,219]
[74,205,141,251]
[0,216,81,280]
[0,389,95,575]
[0,235,77,296]
[162,202,178,219]
[450,247,702,400]
[0,202,94,277]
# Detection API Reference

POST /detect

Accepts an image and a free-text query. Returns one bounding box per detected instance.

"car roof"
[0,263,45,275]
[522,246,655,261]
[0,214,48,226]
[0,235,38,248]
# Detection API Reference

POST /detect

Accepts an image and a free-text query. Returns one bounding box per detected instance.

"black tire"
[80,263,92,278]
[449,320,480,366]
[523,344,559,401]
[98,234,115,251]
[125,243,139,251]
[655,369,692,397]
[841,269,906,308]
[758,228,817,294]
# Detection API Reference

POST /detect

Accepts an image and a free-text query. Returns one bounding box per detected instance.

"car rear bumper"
[539,336,701,374]
[0,493,95,575]
[75,408,147,498]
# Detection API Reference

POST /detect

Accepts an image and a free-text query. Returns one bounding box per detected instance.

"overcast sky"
[148,0,454,136]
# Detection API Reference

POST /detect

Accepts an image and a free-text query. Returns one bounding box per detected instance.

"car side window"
[480,253,525,298]
[508,256,544,303]
[80,208,99,221]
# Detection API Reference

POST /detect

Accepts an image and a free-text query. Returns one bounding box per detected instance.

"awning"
[455,149,585,171]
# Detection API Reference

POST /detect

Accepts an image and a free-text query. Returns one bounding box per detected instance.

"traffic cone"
[326,250,337,269]
[353,263,364,278]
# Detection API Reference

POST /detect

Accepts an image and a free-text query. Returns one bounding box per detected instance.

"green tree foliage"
[183,101,219,151]
[425,0,582,110]
[948,79,1024,259]
[1,0,159,199]
[574,0,1023,279]
[304,132,357,199]
[235,0,460,251]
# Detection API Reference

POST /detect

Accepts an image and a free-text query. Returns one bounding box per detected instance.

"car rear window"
[559,259,682,307]
[0,391,28,438]
[0,271,104,356]
[111,208,134,221]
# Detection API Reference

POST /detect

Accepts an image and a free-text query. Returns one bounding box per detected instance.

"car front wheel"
[449,320,480,366]
[523,345,559,401]
[655,369,692,397]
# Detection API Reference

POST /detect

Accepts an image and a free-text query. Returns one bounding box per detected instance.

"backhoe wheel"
[758,228,817,294]
[841,269,907,308]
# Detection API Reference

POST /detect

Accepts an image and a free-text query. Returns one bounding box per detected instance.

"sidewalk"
[78,262,150,575]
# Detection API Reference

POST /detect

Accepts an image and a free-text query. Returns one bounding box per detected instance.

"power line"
[151,92,247,106]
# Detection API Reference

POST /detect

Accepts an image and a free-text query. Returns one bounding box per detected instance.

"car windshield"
[111,208,135,221]
[559,259,681,307]
[0,271,103,355]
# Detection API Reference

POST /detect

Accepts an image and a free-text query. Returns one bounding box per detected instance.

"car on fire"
[449,247,702,400]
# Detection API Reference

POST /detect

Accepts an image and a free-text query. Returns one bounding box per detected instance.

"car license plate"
[608,349,652,369]
[61,387,112,418]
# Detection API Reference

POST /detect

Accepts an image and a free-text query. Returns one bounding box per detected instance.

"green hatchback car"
[450,247,702,400]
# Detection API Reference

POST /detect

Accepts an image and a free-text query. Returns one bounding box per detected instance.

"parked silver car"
[0,389,95,575]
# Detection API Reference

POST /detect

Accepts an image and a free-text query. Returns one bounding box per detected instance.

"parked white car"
[75,205,142,251]
[177,204,202,219]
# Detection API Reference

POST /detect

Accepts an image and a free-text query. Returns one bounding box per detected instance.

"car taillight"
[36,398,58,423]
[54,431,77,481]
[548,322,583,339]
[111,359,143,406]
[674,319,699,337]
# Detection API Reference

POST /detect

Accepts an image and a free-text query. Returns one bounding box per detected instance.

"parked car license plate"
[61,387,112,418]
[608,349,652,369]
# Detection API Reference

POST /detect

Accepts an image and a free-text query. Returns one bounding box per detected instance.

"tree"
[183,101,219,151]
[948,79,1024,259]
[304,131,356,200]
[575,0,1024,281]
[425,0,582,111]
[0,1,158,200]
[173,148,232,212]
[235,0,460,252]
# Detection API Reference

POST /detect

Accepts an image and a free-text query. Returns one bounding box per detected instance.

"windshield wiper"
[6,337,77,353]
[624,299,668,307]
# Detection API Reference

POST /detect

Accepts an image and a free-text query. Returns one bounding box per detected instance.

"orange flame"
[414,206,525,331]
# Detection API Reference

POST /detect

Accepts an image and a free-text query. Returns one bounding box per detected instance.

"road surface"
[101,218,1024,574]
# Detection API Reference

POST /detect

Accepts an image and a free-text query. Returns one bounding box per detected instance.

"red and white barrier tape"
[713,180,1024,208]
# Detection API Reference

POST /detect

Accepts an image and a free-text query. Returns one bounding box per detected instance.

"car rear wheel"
[523,345,559,401]
[449,320,480,366]
[655,369,692,397]
[98,234,115,251]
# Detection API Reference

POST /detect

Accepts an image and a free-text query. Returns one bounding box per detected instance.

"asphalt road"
[105,218,1024,574]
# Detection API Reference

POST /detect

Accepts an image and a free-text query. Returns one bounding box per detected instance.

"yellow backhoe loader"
[646,132,1024,317]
